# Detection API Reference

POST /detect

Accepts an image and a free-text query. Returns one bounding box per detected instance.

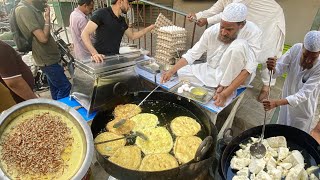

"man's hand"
[148,24,155,31]
[196,18,208,27]
[262,99,278,111]
[213,86,227,107]
[266,57,277,72]
[187,13,196,22]
[161,70,174,83]
[91,54,105,63]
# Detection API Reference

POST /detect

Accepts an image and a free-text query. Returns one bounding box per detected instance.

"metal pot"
[219,124,320,180]
[91,91,218,180]
[0,99,94,180]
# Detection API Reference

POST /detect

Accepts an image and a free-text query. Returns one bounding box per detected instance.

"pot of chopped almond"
[0,99,94,180]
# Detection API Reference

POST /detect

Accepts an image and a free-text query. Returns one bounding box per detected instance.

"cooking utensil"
[94,131,148,145]
[91,91,218,180]
[0,99,93,180]
[113,70,162,128]
[220,124,320,180]
[250,70,272,159]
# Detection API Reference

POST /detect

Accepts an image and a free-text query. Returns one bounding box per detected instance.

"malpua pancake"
[108,146,142,170]
[173,136,202,164]
[130,113,159,132]
[106,118,135,135]
[170,116,201,136]
[94,132,126,156]
[139,153,178,171]
[135,127,173,155]
[114,104,141,119]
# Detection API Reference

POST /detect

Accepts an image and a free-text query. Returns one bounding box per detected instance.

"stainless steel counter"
[70,54,150,115]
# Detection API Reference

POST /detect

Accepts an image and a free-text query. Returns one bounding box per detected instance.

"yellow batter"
[170,116,201,137]
[139,153,178,171]
[108,146,141,170]
[94,132,126,156]
[135,127,173,155]
[130,113,159,132]
[173,136,202,164]
[0,110,85,180]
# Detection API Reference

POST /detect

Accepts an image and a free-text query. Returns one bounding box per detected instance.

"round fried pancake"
[94,132,126,156]
[174,136,202,164]
[139,153,178,171]
[130,113,159,132]
[170,116,201,136]
[108,146,142,170]
[114,104,142,119]
[135,127,173,155]
[106,118,135,135]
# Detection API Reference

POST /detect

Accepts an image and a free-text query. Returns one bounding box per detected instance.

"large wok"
[91,91,218,180]
[220,124,320,180]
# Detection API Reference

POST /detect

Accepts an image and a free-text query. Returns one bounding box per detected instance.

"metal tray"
[136,60,161,74]
[170,81,215,104]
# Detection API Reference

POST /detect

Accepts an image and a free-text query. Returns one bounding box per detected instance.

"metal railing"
[52,0,206,56]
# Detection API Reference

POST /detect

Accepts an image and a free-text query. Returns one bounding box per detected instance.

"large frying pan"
[91,91,218,180]
[220,124,320,180]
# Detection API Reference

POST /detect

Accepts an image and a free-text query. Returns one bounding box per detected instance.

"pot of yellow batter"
[0,99,94,180]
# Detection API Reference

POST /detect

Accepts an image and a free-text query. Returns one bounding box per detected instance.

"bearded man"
[15,0,71,100]
[161,3,262,99]
[263,31,320,133]
[81,0,154,63]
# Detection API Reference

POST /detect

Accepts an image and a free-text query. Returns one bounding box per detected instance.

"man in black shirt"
[81,0,154,62]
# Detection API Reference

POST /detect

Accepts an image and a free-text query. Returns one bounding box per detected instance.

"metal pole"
[57,0,70,43]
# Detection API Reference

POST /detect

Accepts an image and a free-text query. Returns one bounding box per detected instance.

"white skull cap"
[221,3,247,22]
[304,31,320,52]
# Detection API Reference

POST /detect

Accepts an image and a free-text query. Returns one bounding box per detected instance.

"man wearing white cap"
[187,0,285,103]
[161,3,262,97]
[263,31,320,133]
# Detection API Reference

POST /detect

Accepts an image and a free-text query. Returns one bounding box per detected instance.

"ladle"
[94,131,148,145]
[113,70,162,128]
[250,70,273,159]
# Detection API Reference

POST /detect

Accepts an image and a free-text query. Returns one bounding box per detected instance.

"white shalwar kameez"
[273,44,320,133]
[178,21,262,87]
[195,0,286,86]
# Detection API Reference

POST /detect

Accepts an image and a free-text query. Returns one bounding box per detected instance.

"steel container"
[0,99,94,180]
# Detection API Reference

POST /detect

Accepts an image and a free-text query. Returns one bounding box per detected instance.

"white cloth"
[274,43,320,133]
[221,2,247,22]
[179,21,262,87]
[195,0,286,85]
[304,31,320,52]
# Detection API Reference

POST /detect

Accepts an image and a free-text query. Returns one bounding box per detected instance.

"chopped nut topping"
[0,112,73,176]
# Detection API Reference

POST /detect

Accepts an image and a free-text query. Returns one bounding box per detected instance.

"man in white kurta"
[188,0,286,101]
[263,31,320,133]
[161,3,262,90]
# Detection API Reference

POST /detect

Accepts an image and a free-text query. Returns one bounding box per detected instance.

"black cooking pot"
[220,124,320,180]
[91,91,218,180]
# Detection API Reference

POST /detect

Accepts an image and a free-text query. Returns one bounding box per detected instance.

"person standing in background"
[69,0,94,61]
[15,0,71,100]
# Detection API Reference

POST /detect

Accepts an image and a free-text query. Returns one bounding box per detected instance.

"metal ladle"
[250,70,273,159]
[113,70,162,128]
[94,131,148,145]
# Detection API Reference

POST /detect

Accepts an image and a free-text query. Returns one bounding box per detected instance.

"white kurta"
[179,21,262,87]
[274,44,320,133]
[196,0,286,85]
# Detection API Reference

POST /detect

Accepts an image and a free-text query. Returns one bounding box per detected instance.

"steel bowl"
[0,99,94,180]
[190,87,208,99]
